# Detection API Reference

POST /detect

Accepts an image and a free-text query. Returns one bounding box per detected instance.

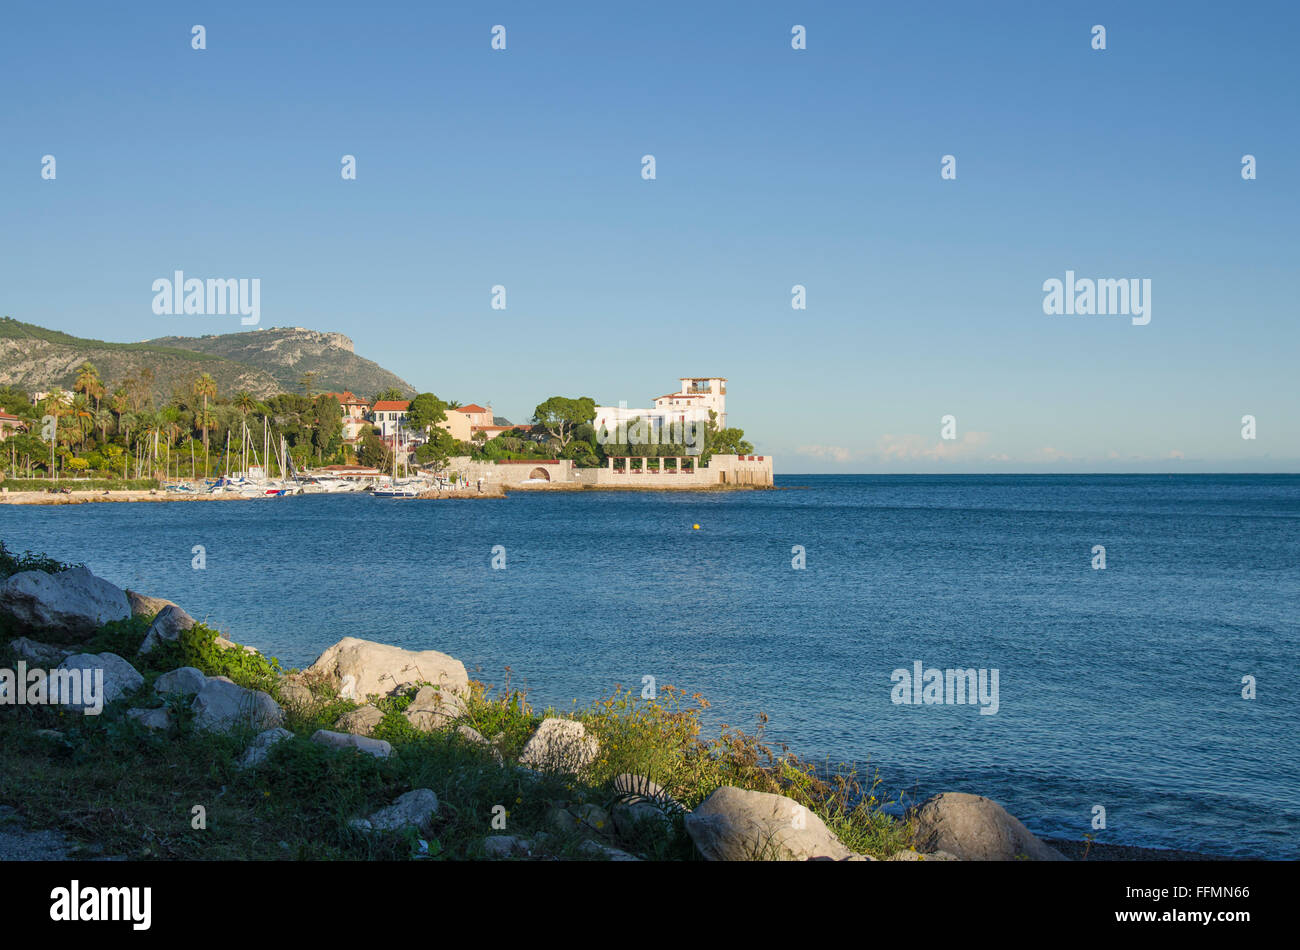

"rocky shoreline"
[0,562,1233,861]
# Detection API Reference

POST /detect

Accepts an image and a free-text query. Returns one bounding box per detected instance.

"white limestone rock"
[0,567,129,638]
[518,718,599,774]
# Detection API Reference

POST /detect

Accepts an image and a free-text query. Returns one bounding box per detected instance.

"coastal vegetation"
[0,545,910,861]
[1,372,759,485]
[0,369,354,482]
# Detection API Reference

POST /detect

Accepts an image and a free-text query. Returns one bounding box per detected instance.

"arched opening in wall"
[528,467,551,481]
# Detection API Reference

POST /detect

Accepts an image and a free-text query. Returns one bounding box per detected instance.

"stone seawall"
[447,454,773,490]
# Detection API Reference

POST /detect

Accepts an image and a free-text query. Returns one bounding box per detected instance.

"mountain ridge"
[0,317,415,403]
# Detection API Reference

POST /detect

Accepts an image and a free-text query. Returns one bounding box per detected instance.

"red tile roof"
[458,404,490,414]
[324,391,369,406]
[372,401,409,412]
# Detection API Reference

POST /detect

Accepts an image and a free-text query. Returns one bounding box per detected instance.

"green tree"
[74,361,104,411]
[310,395,344,461]
[373,387,404,403]
[702,410,754,463]
[532,396,596,452]
[3,434,45,476]
[413,427,459,473]
[93,407,113,444]
[68,393,93,449]
[357,431,392,470]
[192,373,217,469]
[110,387,129,433]
[406,393,448,433]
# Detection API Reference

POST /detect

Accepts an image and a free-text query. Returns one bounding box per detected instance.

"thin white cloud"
[796,444,854,463]
[875,431,991,461]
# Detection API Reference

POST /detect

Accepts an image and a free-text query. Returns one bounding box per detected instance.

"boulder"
[352,789,439,833]
[305,637,468,702]
[9,637,72,664]
[684,786,858,862]
[153,667,207,697]
[214,634,257,655]
[54,652,143,711]
[909,792,1067,861]
[126,707,172,731]
[613,799,675,840]
[239,727,295,769]
[0,567,130,638]
[138,604,196,655]
[577,840,640,861]
[336,705,384,736]
[482,835,530,859]
[518,718,599,774]
[548,803,610,837]
[125,590,175,618]
[311,729,393,758]
[190,677,284,733]
[403,685,466,731]
[275,676,315,709]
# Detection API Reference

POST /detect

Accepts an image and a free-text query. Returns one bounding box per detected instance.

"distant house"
[30,389,75,406]
[371,400,409,440]
[323,391,371,443]
[438,403,494,442]
[0,411,26,440]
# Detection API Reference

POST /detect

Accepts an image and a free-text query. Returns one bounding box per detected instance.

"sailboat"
[371,429,421,497]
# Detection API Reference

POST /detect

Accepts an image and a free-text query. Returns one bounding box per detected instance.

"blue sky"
[2,1,1296,472]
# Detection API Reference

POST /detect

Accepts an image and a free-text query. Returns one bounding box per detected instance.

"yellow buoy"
[693,524,700,530]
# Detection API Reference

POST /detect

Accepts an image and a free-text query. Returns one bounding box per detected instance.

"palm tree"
[110,388,129,433]
[39,393,68,480]
[69,393,93,449]
[194,408,216,475]
[234,391,256,417]
[74,362,103,412]
[94,407,113,443]
[119,411,138,448]
[160,406,183,449]
[192,373,217,470]
[138,412,161,461]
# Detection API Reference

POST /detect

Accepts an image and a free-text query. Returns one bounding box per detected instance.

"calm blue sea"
[3,474,1297,858]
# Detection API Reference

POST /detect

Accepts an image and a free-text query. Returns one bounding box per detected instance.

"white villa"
[594,377,727,434]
